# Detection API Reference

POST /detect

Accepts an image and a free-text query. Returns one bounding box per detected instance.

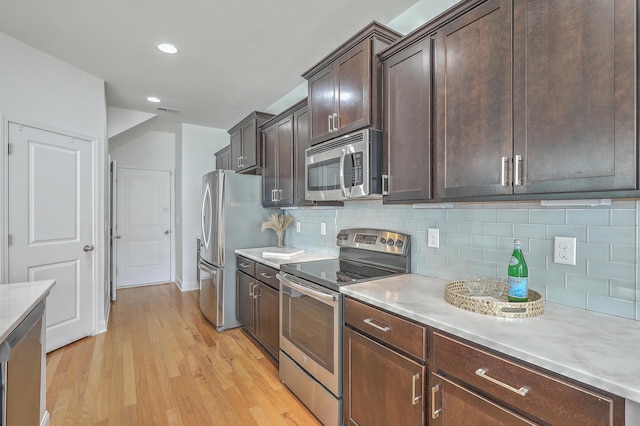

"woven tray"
[445,280,544,318]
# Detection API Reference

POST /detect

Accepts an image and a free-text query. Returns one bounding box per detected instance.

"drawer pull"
[431,384,442,419]
[475,368,529,396]
[411,373,422,405]
[239,263,250,268]
[363,318,391,332]
[260,272,274,279]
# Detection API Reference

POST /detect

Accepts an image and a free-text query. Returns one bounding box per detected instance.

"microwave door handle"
[339,149,349,198]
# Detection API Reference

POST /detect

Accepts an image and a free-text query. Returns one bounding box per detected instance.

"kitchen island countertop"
[341,273,640,405]
[0,280,55,342]
[235,246,336,269]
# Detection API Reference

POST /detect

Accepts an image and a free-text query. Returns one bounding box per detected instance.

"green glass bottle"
[507,239,528,302]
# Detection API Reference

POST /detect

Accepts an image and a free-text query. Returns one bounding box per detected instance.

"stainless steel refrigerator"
[199,170,275,331]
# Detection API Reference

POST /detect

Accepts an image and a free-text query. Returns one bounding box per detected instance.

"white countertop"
[0,280,55,342]
[235,246,336,269]
[341,274,640,404]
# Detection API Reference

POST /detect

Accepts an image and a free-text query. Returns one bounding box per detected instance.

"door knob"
[112,235,121,239]
[83,245,94,252]
[164,230,171,234]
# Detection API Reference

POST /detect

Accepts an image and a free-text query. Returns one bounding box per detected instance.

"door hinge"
[7,234,12,246]
[7,143,12,155]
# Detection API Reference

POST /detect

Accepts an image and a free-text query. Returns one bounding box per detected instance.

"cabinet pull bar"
[328,115,333,133]
[363,318,391,332]
[249,282,255,297]
[475,368,529,396]
[239,263,250,268]
[514,155,523,186]
[431,384,442,419]
[500,156,509,186]
[411,373,422,405]
[333,113,338,131]
[260,272,274,279]
[382,174,389,195]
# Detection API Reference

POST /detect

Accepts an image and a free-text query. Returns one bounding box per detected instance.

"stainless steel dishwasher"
[0,300,45,426]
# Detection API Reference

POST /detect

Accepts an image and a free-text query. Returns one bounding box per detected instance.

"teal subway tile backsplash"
[284,199,639,320]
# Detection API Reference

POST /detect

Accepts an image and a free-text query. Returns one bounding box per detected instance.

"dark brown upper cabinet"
[261,110,294,207]
[435,0,637,200]
[512,0,636,195]
[380,35,434,204]
[435,0,513,199]
[302,22,402,146]
[292,101,314,207]
[215,145,231,170]
[228,111,274,174]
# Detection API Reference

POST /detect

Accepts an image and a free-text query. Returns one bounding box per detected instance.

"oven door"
[278,272,342,397]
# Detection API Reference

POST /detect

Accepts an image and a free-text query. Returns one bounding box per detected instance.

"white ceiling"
[0,0,420,130]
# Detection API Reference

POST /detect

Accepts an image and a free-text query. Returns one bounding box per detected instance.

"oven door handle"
[277,273,337,304]
[339,148,349,198]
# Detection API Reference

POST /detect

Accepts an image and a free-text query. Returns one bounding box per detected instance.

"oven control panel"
[337,228,410,256]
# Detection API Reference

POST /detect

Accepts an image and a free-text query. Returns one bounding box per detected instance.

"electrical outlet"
[428,228,440,248]
[554,236,576,265]
[320,222,326,235]
[296,221,301,233]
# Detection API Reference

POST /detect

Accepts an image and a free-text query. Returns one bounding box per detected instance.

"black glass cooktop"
[280,258,398,292]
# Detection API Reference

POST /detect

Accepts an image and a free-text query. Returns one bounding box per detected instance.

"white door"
[109,159,117,300]
[115,168,171,287]
[7,122,94,352]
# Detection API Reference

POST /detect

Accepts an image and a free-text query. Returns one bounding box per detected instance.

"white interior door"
[115,168,171,287]
[7,122,94,352]
[109,159,117,300]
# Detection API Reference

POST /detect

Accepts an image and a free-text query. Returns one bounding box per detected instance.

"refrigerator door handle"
[201,183,212,250]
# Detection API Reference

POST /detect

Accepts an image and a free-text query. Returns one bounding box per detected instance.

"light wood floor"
[46,283,322,425]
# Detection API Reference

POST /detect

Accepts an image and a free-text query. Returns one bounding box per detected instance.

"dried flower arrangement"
[260,213,295,248]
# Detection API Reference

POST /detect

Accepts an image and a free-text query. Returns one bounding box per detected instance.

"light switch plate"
[296,221,301,233]
[320,222,326,235]
[554,236,576,265]
[428,228,440,248]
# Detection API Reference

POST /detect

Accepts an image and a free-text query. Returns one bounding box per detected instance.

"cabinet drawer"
[433,332,623,426]
[236,255,255,277]
[344,298,426,361]
[255,263,279,290]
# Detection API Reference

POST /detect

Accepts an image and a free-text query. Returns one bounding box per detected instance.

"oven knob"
[380,237,386,244]
[395,239,403,248]
[387,238,394,246]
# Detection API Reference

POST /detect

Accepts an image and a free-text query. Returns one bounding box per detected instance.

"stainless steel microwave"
[305,129,382,201]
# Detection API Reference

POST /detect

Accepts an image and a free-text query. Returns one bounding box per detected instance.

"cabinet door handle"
[333,113,338,131]
[514,154,523,186]
[411,373,422,405]
[363,318,391,332]
[328,114,334,133]
[500,156,509,186]
[249,282,255,297]
[260,272,274,279]
[253,283,259,299]
[431,384,442,419]
[475,368,529,396]
[382,174,389,195]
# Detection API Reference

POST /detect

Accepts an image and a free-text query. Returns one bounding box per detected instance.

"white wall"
[0,31,107,423]
[177,124,229,290]
[110,130,175,170]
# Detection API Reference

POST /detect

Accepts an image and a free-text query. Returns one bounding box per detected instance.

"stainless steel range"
[277,228,411,426]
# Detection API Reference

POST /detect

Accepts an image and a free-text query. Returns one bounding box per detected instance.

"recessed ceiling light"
[157,43,178,54]
[147,96,161,103]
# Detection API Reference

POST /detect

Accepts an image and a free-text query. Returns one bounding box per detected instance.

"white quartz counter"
[0,280,55,342]
[235,246,336,269]
[341,274,640,404]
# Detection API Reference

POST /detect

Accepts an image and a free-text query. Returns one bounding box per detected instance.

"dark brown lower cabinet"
[235,257,279,361]
[344,328,425,426]
[236,270,254,334]
[430,373,537,425]
[254,281,279,359]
